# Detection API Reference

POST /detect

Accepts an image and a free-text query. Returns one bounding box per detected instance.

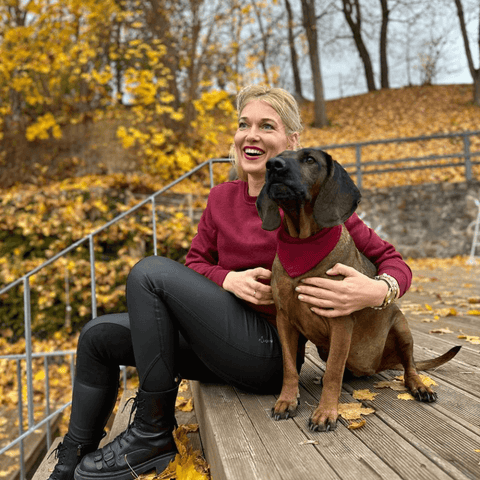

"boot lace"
[114,394,145,448]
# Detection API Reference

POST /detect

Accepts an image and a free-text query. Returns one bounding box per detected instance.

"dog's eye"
[304,156,316,164]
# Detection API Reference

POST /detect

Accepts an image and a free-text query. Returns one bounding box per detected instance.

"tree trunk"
[285,0,304,101]
[379,0,389,89]
[300,0,328,127]
[453,0,480,106]
[342,0,376,92]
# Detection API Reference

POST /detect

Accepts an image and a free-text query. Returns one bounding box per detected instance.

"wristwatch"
[372,273,399,310]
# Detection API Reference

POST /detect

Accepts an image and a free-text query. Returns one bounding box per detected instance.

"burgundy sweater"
[185,180,412,323]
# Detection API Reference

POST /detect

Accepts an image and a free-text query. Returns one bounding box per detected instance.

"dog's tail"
[415,345,462,370]
[390,345,462,371]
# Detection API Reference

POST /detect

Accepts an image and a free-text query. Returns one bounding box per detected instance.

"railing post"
[463,134,473,181]
[44,356,52,448]
[209,160,214,189]
[151,197,158,256]
[355,145,363,189]
[17,360,26,480]
[23,277,34,429]
[89,235,97,319]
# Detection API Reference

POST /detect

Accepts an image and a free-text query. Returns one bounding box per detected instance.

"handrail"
[1,130,480,479]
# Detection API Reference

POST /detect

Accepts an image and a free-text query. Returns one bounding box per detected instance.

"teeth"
[245,148,264,155]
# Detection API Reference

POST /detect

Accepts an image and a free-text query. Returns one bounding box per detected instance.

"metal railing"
[323,130,480,189]
[0,157,230,479]
[1,129,480,478]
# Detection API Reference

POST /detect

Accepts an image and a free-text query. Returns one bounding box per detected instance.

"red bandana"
[277,225,343,278]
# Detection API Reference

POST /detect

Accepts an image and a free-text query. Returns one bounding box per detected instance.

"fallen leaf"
[397,393,415,400]
[395,374,437,387]
[338,403,375,420]
[467,309,480,316]
[299,439,319,445]
[348,418,367,430]
[435,308,457,317]
[374,380,407,391]
[468,298,480,304]
[424,304,433,311]
[155,425,210,480]
[429,328,454,334]
[176,397,194,412]
[458,334,480,345]
[353,389,378,401]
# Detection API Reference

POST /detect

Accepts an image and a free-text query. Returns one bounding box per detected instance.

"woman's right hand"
[222,268,275,305]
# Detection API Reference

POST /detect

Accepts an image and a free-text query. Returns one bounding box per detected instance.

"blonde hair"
[230,85,303,181]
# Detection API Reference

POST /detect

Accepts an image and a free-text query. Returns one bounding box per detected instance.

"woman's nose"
[245,125,260,141]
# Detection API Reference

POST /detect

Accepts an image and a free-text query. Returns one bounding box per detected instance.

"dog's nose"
[266,157,287,174]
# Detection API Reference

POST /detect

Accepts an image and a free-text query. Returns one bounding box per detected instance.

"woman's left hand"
[295,263,388,318]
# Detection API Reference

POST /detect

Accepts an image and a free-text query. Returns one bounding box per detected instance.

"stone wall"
[356,180,480,258]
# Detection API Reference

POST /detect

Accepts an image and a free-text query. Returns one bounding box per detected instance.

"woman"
[49,85,411,480]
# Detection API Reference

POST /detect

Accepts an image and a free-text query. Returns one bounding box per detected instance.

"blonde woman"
[48,85,411,480]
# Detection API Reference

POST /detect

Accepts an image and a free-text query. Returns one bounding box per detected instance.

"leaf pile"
[301,85,480,189]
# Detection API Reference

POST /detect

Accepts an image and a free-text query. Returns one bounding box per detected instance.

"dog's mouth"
[267,181,307,202]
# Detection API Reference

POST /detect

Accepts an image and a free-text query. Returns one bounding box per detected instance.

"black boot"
[74,386,179,480]
[47,434,98,480]
[47,379,118,480]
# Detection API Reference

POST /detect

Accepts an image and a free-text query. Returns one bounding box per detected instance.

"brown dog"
[256,148,461,432]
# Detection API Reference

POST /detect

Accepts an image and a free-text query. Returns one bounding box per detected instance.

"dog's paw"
[405,375,438,403]
[271,399,299,421]
[412,387,437,403]
[309,406,338,432]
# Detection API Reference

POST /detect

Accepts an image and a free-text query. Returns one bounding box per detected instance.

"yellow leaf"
[398,393,415,400]
[467,310,480,316]
[424,304,433,311]
[458,334,480,345]
[352,389,378,401]
[337,403,375,420]
[348,418,367,430]
[373,380,407,392]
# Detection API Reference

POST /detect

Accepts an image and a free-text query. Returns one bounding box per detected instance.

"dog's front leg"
[310,319,354,432]
[272,310,300,420]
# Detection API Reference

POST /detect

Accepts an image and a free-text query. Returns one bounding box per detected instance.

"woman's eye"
[238,121,248,129]
[262,123,274,130]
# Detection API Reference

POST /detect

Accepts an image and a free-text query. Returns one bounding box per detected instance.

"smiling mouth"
[243,147,265,159]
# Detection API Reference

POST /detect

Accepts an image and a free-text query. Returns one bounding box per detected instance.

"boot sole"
[74,452,177,480]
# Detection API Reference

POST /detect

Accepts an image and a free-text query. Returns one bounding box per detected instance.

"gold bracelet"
[371,273,399,310]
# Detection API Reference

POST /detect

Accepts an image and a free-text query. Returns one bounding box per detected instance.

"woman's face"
[234,100,296,181]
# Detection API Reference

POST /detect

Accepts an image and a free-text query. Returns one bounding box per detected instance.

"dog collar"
[277,225,343,278]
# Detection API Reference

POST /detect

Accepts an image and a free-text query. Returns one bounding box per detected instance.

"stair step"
[31,437,62,480]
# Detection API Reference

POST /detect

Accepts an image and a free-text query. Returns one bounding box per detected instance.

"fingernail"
[298,295,304,300]
[295,287,300,292]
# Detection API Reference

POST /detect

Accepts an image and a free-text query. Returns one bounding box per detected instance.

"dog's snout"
[266,157,287,174]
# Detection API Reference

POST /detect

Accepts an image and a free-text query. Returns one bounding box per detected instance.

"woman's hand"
[223,268,275,305]
[295,263,388,318]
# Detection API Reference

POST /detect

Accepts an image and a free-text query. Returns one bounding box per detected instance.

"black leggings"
[75,256,300,395]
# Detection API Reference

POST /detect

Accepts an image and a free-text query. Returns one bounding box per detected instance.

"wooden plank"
[192,381,279,480]
[300,358,468,480]
[236,390,342,480]
[305,351,480,480]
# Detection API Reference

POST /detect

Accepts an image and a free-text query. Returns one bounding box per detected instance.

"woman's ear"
[288,132,300,150]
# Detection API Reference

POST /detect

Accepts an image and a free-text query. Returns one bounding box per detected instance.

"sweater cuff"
[377,266,412,298]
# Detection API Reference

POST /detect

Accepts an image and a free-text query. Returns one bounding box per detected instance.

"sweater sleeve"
[344,213,412,297]
[184,196,231,288]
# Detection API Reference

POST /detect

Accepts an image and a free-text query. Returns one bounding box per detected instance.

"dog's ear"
[256,185,282,231]
[313,151,361,228]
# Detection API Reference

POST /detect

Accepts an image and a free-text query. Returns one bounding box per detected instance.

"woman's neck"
[247,175,265,197]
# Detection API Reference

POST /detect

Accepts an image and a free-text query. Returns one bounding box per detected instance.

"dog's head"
[256,149,361,231]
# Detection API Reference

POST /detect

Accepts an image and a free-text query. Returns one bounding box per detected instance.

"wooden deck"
[192,264,480,480]
[33,263,480,480]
